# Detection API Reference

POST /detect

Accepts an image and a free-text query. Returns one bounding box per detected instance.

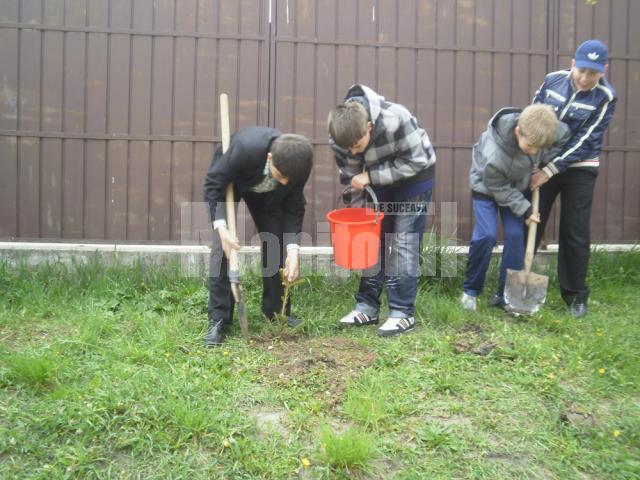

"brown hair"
[270,134,313,184]
[327,102,369,149]
[517,104,558,149]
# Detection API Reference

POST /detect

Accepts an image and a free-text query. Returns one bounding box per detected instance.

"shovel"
[219,93,249,341]
[504,189,548,315]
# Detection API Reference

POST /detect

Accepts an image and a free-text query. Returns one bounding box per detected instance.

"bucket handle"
[337,185,382,224]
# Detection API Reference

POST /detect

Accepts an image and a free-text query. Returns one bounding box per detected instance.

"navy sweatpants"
[463,197,525,301]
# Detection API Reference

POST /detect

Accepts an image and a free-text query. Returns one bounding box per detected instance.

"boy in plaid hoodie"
[328,84,436,336]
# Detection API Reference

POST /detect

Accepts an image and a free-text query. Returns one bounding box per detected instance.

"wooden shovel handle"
[219,94,239,273]
[524,188,539,274]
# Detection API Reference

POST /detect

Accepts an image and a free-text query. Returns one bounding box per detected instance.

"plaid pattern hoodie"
[330,84,436,187]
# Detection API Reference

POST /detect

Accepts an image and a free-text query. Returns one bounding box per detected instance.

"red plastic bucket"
[326,187,384,269]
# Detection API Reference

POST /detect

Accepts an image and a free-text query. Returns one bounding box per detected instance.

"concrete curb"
[0,241,636,277]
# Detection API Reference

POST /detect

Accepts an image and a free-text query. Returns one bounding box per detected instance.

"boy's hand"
[283,250,300,282]
[530,170,549,190]
[217,226,240,258]
[525,212,540,226]
[350,171,371,191]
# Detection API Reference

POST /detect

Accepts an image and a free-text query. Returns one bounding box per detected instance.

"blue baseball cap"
[574,39,608,73]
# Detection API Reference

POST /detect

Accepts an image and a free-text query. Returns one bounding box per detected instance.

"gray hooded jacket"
[469,108,570,217]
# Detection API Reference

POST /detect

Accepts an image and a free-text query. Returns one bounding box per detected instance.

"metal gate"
[0,0,638,244]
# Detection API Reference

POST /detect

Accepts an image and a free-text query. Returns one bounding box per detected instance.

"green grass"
[319,424,377,472]
[0,250,639,479]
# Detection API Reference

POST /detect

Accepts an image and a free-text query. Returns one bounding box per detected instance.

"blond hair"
[517,104,558,149]
[327,102,369,149]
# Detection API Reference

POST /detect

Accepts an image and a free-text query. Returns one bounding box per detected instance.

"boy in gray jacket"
[461,104,570,311]
[328,84,436,336]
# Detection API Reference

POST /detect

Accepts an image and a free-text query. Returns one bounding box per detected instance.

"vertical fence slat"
[149,142,171,241]
[172,2,198,241]
[128,141,150,241]
[172,142,193,241]
[106,141,128,240]
[18,138,40,238]
[85,141,106,238]
[41,138,63,237]
[194,38,217,138]
[40,2,64,238]
[62,139,84,238]
[623,152,640,240]
[0,1,18,21]
[0,137,17,237]
[84,1,108,237]
[314,0,338,241]
[0,27,18,131]
[193,142,213,244]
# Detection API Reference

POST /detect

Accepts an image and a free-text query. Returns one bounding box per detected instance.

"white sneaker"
[338,310,379,326]
[460,293,477,311]
[376,316,415,337]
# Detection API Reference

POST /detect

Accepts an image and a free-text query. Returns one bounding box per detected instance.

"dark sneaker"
[338,310,379,327]
[488,295,518,316]
[204,319,225,347]
[488,295,505,308]
[376,316,416,337]
[286,316,303,328]
[570,303,588,318]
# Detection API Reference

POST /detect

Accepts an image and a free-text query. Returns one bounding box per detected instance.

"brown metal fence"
[0,0,638,245]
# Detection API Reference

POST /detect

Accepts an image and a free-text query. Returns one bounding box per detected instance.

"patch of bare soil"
[259,336,376,405]
[254,408,291,440]
[452,323,515,359]
[560,408,596,428]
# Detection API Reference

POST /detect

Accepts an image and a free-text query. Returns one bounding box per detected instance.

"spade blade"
[230,281,249,341]
[504,268,549,316]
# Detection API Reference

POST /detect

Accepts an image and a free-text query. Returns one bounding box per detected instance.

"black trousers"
[208,190,291,324]
[535,168,598,306]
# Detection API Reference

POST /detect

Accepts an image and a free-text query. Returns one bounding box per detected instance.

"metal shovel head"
[504,268,549,315]
[229,271,249,342]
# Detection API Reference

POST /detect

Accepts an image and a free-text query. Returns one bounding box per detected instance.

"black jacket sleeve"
[203,143,237,223]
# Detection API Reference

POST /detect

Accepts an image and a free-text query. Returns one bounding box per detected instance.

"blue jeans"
[463,197,525,300]
[354,190,432,318]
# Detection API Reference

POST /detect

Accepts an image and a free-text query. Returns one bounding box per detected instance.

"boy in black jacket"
[203,127,313,346]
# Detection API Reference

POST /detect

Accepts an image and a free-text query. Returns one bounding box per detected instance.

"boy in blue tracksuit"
[530,39,617,317]
[461,105,570,311]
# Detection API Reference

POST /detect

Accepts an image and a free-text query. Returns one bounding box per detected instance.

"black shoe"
[488,294,509,311]
[286,316,302,328]
[487,294,520,317]
[488,295,503,307]
[570,303,588,318]
[204,319,225,347]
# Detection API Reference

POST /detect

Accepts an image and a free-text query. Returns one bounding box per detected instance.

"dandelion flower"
[301,458,311,468]
[223,351,230,357]
[613,430,621,438]
[599,368,605,375]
